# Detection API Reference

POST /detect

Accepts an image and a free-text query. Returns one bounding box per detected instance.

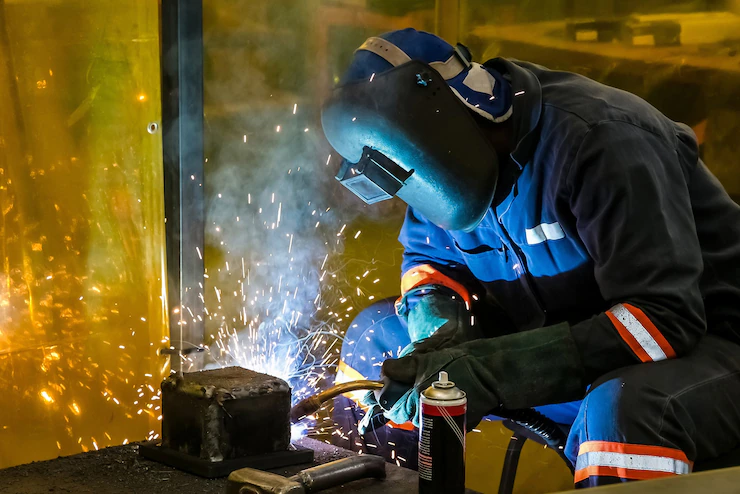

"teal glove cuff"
[403,287,467,343]
[403,288,487,356]
[383,387,421,428]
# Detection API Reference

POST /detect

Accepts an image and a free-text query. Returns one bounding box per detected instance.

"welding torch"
[290,378,409,427]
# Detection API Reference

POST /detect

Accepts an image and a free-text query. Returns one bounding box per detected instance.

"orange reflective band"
[575,441,692,483]
[387,420,417,431]
[606,310,652,363]
[578,441,691,463]
[575,466,681,483]
[623,303,676,359]
[400,264,471,305]
[606,303,676,362]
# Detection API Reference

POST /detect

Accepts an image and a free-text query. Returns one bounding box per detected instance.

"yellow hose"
[290,380,383,422]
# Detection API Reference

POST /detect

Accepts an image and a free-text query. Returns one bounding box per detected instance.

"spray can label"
[418,372,466,494]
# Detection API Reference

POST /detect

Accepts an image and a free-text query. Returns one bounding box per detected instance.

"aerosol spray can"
[418,371,466,494]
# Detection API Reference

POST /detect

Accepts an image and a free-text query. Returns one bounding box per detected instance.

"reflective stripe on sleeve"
[606,303,676,362]
[400,264,471,305]
[575,441,691,483]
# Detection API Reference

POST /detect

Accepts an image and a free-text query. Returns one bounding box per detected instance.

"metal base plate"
[138,442,314,478]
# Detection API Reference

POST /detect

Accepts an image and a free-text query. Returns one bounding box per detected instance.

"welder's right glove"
[380,323,587,428]
[396,286,483,357]
[357,288,459,430]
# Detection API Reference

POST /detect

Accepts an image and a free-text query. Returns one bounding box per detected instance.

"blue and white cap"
[341,28,512,123]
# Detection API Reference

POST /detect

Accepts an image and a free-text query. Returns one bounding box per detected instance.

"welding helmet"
[321,29,512,232]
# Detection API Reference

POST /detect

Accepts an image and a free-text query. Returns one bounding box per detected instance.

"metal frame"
[160,0,205,372]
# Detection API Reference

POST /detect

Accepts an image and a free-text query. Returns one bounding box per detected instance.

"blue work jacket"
[399,58,740,379]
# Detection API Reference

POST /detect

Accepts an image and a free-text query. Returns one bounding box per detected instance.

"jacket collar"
[483,58,543,168]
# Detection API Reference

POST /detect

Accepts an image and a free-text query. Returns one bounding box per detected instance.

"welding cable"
[290,380,384,423]
[498,407,574,472]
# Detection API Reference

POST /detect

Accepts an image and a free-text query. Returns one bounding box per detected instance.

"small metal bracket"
[159,345,206,357]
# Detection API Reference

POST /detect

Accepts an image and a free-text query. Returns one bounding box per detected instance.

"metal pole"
[159,0,205,373]
[435,0,461,44]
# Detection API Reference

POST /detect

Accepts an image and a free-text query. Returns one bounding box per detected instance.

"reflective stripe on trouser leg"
[564,376,693,488]
[566,336,740,487]
[575,441,692,483]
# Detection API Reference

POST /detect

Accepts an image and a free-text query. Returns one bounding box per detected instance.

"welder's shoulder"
[528,62,678,143]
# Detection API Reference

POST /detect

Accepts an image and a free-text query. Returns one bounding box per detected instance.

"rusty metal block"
[161,366,291,462]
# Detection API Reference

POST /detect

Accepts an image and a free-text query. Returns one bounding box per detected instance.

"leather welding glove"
[379,323,586,428]
[359,286,475,425]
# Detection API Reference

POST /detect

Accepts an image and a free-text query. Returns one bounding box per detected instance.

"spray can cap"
[423,370,466,400]
[432,371,455,389]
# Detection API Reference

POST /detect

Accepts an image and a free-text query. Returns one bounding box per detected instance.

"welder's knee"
[339,296,408,381]
[343,296,403,343]
[576,364,676,445]
[565,364,683,486]
[588,366,666,435]
[566,366,666,462]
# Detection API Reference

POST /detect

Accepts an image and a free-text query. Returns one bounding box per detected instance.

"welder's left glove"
[379,323,586,428]
[396,286,478,358]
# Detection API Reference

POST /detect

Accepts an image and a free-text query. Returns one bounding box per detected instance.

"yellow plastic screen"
[0,0,167,468]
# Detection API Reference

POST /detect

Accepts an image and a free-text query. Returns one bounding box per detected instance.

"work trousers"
[334,298,740,488]
[568,333,740,487]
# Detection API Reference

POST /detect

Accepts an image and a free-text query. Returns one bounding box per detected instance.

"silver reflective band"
[610,304,668,361]
[357,37,466,81]
[356,37,411,67]
[525,222,565,245]
[576,451,691,475]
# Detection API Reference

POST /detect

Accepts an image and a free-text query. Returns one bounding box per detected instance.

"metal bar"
[435,0,460,44]
[160,0,205,372]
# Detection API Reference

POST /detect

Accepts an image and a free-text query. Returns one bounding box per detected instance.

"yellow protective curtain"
[0,0,167,467]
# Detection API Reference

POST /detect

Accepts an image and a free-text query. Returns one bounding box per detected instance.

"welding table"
[0,438,419,494]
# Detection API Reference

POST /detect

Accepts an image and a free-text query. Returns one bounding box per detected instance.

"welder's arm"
[398,207,510,351]
[566,121,706,383]
[379,323,585,428]
[396,207,476,347]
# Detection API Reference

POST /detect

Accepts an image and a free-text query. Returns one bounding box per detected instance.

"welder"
[322,28,740,488]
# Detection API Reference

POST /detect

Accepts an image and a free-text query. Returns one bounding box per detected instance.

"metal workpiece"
[161,367,291,462]
[227,455,386,494]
